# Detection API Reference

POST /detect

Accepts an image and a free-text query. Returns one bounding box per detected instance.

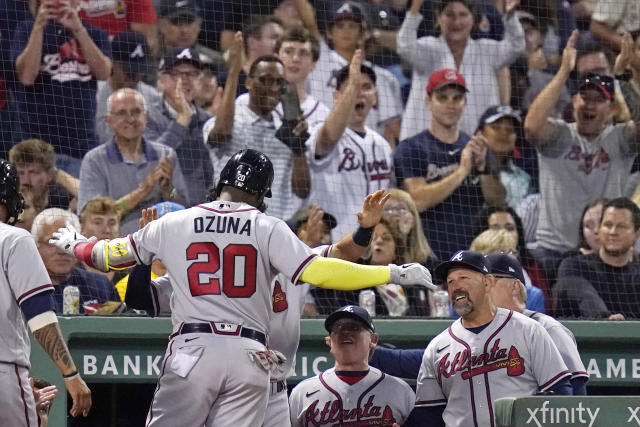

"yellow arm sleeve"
[299,257,390,290]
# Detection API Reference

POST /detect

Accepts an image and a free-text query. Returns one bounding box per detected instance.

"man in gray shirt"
[79,88,188,235]
[523,30,640,282]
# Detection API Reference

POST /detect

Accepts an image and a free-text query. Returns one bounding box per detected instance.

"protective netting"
[1,0,639,319]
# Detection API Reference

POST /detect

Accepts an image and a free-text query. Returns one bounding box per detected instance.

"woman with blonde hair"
[383,189,436,266]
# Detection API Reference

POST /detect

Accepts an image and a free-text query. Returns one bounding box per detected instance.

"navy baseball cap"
[578,73,614,100]
[477,105,521,129]
[159,47,203,71]
[159,0,201,20]
[331,2,365,24]
[484,252,526,283]
[435,250,490,281]
[111,30,150,75]
[325,305,375,333]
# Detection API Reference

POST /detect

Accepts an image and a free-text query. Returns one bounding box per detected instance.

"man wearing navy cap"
[524,31,640,284]
[145,47,214,206]
[486,252,589,395]
[289,305,415,426]
[476,105,534,208]
[96,30,160,144]
[402,250,572,427]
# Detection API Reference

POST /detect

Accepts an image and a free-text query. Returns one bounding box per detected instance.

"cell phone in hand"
[280,82,302,122]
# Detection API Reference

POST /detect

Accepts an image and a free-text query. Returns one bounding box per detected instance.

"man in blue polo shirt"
[394,69,505,260]
[10,0,112,176]
[78,88,188,235]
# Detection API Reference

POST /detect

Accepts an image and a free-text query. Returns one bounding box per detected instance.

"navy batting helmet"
[0,159,25,225]
[215,149,274,201]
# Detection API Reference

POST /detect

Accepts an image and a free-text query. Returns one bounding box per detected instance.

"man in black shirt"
[555,197,640,319]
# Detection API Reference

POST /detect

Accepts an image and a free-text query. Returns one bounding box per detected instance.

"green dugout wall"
[30,317,640,426]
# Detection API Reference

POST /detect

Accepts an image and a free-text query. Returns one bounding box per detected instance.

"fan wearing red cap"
[523,30,640,281]
[394,68,505,260]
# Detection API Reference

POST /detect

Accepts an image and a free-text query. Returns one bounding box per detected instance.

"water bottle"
[432,290,450,318]
[359,289,376,317]
[63,285,80,315]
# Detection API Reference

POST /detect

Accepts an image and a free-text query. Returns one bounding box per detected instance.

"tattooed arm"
[33,322,92,417]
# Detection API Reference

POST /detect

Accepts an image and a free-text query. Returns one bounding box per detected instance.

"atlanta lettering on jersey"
[193,215,251,236]
[305,395,397,426]
[437,339,526,380]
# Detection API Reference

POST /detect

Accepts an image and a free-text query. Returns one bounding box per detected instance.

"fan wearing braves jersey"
[0,159,91,426]
[484,252,589,395]
[305,51,394,241]
[404,250,572,427]
[294,0,403,143]
[289,305,415,427]
[50,150,434,427]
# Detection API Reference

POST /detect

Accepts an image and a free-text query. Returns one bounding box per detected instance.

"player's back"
[132,201,317,334]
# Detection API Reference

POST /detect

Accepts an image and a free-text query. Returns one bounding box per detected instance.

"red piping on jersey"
[448,324,479,427]
[195,205,258,214]
[481,310,514,427]
[571,371,589,378]
[15,364,31,427]
[168,322,184,340]
[540,370,571,390]
[128,235,141,264]
[318,371,345,423]
[16,283,54,305]
[291,254,318,285]
[355,372,385,423]
[146,340,174,427]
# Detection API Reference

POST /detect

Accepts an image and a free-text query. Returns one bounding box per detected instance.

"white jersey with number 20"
[128,201,317,334]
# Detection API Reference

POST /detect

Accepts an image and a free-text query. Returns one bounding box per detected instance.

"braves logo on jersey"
[272,280,288,312]
[437,339,525,382]
[304,395,397,426]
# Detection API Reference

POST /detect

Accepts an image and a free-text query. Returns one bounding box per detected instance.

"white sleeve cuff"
[28,311,58,332]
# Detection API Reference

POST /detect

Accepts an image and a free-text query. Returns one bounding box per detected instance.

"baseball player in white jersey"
[485,252,589,395]
[404,251,572,427]
[289,305,415,426]
[124,190,402,427]
[0,159,91,426]
[305,51,393,241]
[50,150,434,427]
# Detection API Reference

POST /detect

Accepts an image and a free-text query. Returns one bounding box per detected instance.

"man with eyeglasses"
[145,47,214,207]
[304,51,394,241]
[204,33,311,220]
[78,88,188,234]
[524,30,640,285]
[289,305,415,426]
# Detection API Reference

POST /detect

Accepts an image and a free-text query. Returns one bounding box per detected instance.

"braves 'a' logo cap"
[324,305,375,333]
[434,250,489,281]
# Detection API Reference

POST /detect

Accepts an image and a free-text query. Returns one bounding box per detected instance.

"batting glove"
[389,263,437,291]
[247,349,287,377]
[49,225,97,256]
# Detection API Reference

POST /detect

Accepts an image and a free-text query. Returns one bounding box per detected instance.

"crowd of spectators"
[1,0,640,319]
